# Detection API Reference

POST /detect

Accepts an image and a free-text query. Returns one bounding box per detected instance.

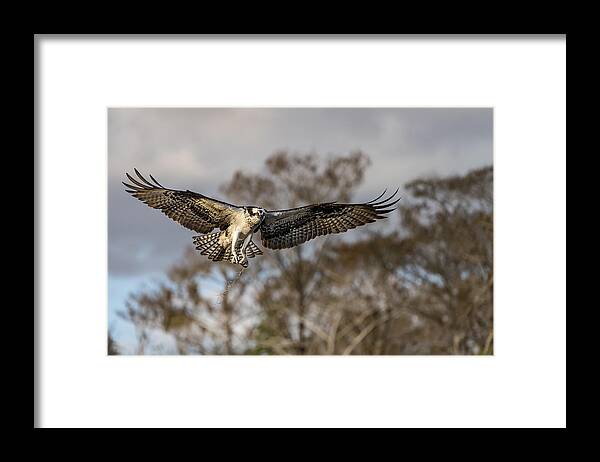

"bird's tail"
[247,241,263,258]
[193,232,263,267]
[193,232,227,262]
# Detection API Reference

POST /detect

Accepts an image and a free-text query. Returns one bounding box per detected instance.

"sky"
[108,108,493,352]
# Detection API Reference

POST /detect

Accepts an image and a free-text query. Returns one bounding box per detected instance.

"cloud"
[108,108,492,276]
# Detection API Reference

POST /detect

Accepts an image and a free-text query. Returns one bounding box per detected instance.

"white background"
[36,36,566,428]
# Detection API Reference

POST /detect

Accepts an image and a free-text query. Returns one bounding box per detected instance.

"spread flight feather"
[123,169,399,267]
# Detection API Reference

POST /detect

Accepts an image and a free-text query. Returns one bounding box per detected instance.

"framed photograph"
[109,107,493,356]
[35,35,566,428]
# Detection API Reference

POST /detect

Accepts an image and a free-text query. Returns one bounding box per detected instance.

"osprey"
[123,169,399,268]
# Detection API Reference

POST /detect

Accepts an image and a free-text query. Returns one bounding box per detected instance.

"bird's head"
[244,206,266,219]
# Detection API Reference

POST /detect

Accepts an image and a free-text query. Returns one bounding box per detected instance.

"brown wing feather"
[259,189,400,250]
[123,169,239,234]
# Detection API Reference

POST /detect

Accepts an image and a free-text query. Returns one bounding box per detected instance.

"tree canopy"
[115,151,493,355]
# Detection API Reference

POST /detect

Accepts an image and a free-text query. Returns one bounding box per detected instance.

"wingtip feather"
[366,189,387,204]
[134,169,157,188]
[369,187,400,206]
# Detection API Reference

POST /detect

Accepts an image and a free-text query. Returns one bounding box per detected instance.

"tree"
[221,150,371,354]
[107,330,120,355]
[119,255,258,354]
[397,166,493,354]
[115,152,493,355]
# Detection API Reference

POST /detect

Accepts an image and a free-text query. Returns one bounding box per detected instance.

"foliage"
[117,151,493,355]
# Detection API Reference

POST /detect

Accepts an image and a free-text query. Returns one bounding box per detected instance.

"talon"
[231,254,239,264]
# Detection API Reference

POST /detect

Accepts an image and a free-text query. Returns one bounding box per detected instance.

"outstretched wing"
[259,189,400,250]
[123,169,239,234]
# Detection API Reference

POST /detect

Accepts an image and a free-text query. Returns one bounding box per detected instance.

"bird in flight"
[123,169,400,268]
